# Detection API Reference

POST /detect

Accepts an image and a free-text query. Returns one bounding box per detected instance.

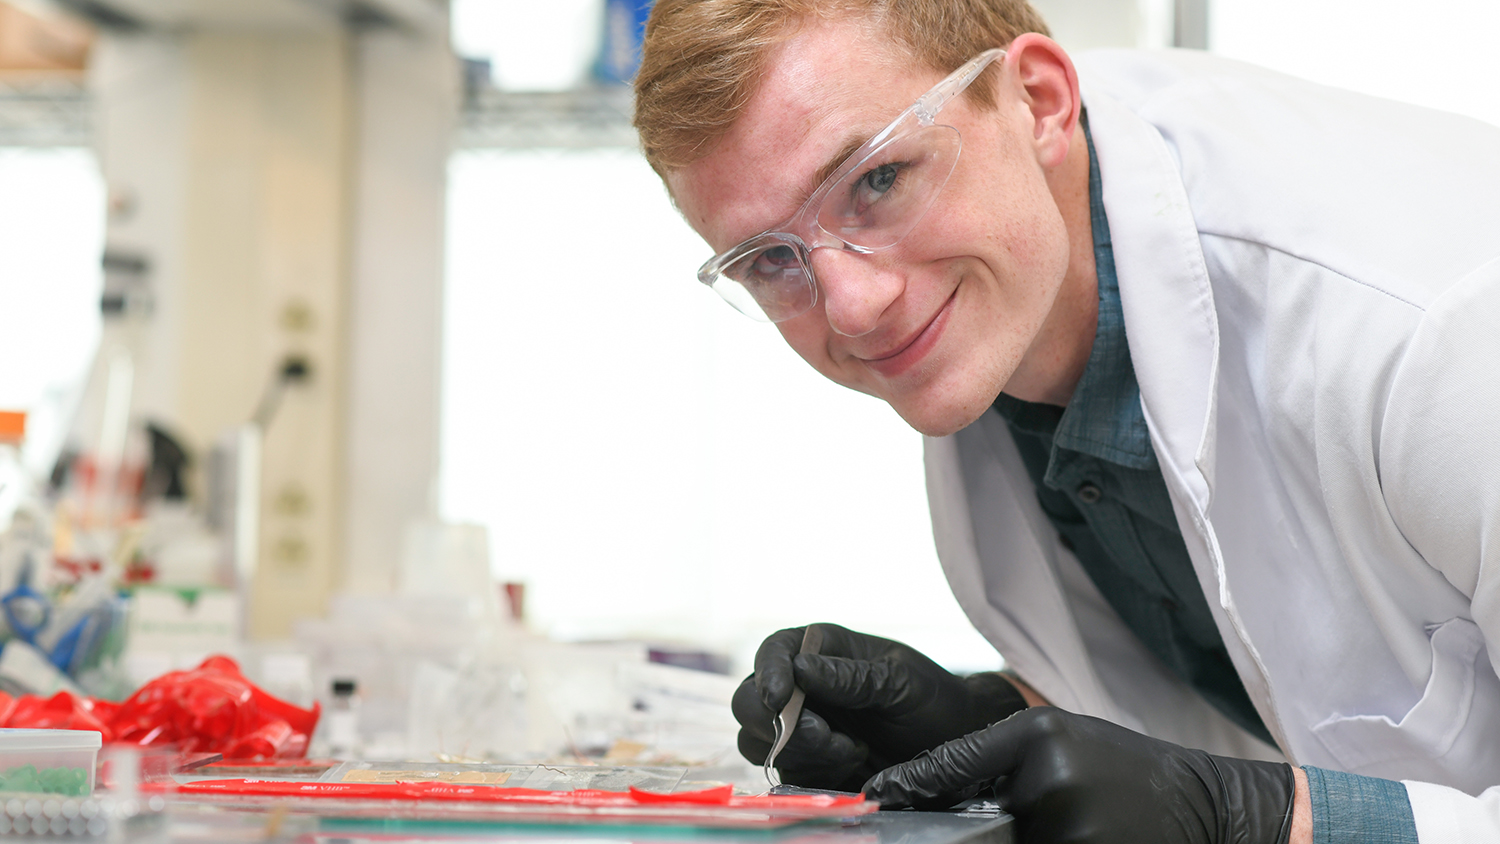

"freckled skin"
[669,17,1098,436]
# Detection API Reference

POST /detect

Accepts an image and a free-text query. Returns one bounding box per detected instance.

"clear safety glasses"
[697,48,1007,322]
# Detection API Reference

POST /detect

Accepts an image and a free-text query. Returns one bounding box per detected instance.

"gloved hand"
[732,624,1027,792]
[864,707,1296,844]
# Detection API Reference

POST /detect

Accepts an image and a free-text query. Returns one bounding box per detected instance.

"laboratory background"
[0,0,1496,788]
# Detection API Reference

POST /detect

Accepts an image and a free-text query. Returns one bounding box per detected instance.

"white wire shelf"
[0,77,92,148]
[456,84,638,151]
[0,77,638,153]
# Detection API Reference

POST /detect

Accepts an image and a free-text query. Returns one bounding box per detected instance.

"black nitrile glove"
[732,624,1027,792]
[864,707,1296,844]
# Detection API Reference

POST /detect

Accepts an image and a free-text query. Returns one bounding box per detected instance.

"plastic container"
[0,729,101,796]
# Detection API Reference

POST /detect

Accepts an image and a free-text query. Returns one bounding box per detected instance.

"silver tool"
[764,624,825,787]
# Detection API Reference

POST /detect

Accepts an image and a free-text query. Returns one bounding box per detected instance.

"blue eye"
[862,164,899,196]
[848,162,906,215]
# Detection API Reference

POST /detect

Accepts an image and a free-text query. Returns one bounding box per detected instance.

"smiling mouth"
[863,290,957,377]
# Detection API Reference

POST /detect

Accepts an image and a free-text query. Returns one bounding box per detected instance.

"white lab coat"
[925,50,1500,839]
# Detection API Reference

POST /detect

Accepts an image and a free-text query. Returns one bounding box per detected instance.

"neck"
[1000,121,1099,407]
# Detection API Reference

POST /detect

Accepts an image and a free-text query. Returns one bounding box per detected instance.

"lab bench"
[117,802,1014,844]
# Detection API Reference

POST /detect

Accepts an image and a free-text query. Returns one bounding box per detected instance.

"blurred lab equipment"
[0,640,82,698]
[0,551,127,695]
[207,355,312,600]
[34,569,121,675]
[398,520,496,607]
[297,586,521,761]
[453,0,603,90]
[121,586,239,688]
[139,423,189,503]
[0,411,28,534]
[253,651,314,709]
[1,557,50,646]
[596,0,652,83]
[324,678,362,759]
[0,413,22,445]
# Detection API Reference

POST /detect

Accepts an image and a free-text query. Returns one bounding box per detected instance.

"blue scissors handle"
[2,560,50,644]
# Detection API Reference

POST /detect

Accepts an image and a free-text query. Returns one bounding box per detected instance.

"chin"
[889,396,991,438]
[880,360,1006,438]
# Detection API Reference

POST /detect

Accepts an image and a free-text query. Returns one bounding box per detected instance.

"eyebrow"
[804,133,872,201]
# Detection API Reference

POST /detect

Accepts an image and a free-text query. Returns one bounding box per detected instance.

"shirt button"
[1076,483,1102,504]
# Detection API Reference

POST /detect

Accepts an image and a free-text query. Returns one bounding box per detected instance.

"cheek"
[934,129,1069,276]
[774,318,833,372]
[962,162,1072,311]
[996,196,1070,282]
[774,318,875,394]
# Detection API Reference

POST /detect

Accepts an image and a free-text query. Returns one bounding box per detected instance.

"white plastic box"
[0,729,101,796]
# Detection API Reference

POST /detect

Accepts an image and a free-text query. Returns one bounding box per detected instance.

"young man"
[633,0,1500,841]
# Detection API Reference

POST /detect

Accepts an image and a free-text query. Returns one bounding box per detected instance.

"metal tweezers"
[763,624,824,787]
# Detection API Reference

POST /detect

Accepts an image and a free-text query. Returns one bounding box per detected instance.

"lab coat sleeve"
[1379,256,1500,839]
[1402,782,1500,840]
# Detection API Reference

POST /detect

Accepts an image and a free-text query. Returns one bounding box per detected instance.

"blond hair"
[633,0,1050,176]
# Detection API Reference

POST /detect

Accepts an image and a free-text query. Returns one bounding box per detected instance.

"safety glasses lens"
[817,125,961,249]
[711,240,815,322]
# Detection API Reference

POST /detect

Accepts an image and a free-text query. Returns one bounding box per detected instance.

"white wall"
[341,27,458,594]
[92,29,355,637]
[87,35,189,448]
[1032,0,1175,51]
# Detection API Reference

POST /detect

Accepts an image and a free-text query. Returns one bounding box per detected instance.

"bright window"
[1212,0,1500,128]
[0,147,105,482]
[440,149,999,673]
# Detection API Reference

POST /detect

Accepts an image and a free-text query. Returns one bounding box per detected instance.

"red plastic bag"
[0,690,118,740]
[0,655,319,759]
[109,655,319,758]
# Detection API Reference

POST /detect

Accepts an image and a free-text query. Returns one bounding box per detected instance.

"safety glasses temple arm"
[913,48,1007,124]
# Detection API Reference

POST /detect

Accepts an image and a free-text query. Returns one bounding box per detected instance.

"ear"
[1004,33,1082,170]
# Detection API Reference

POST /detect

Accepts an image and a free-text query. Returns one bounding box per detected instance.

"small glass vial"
[325,678,362,759]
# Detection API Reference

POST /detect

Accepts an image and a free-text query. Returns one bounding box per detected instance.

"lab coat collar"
[1080,86,1220,510]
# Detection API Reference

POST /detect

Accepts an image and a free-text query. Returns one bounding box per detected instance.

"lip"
[862,290,957,378]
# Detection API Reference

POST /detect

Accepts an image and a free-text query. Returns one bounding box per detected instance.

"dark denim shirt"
[990,115,1417,844]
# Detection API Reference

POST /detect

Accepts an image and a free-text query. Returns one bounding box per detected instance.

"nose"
[808,247,903,338]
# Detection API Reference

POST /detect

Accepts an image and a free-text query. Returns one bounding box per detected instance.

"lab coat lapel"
[1083,88,1218,505]
[1083,87,1289,751]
